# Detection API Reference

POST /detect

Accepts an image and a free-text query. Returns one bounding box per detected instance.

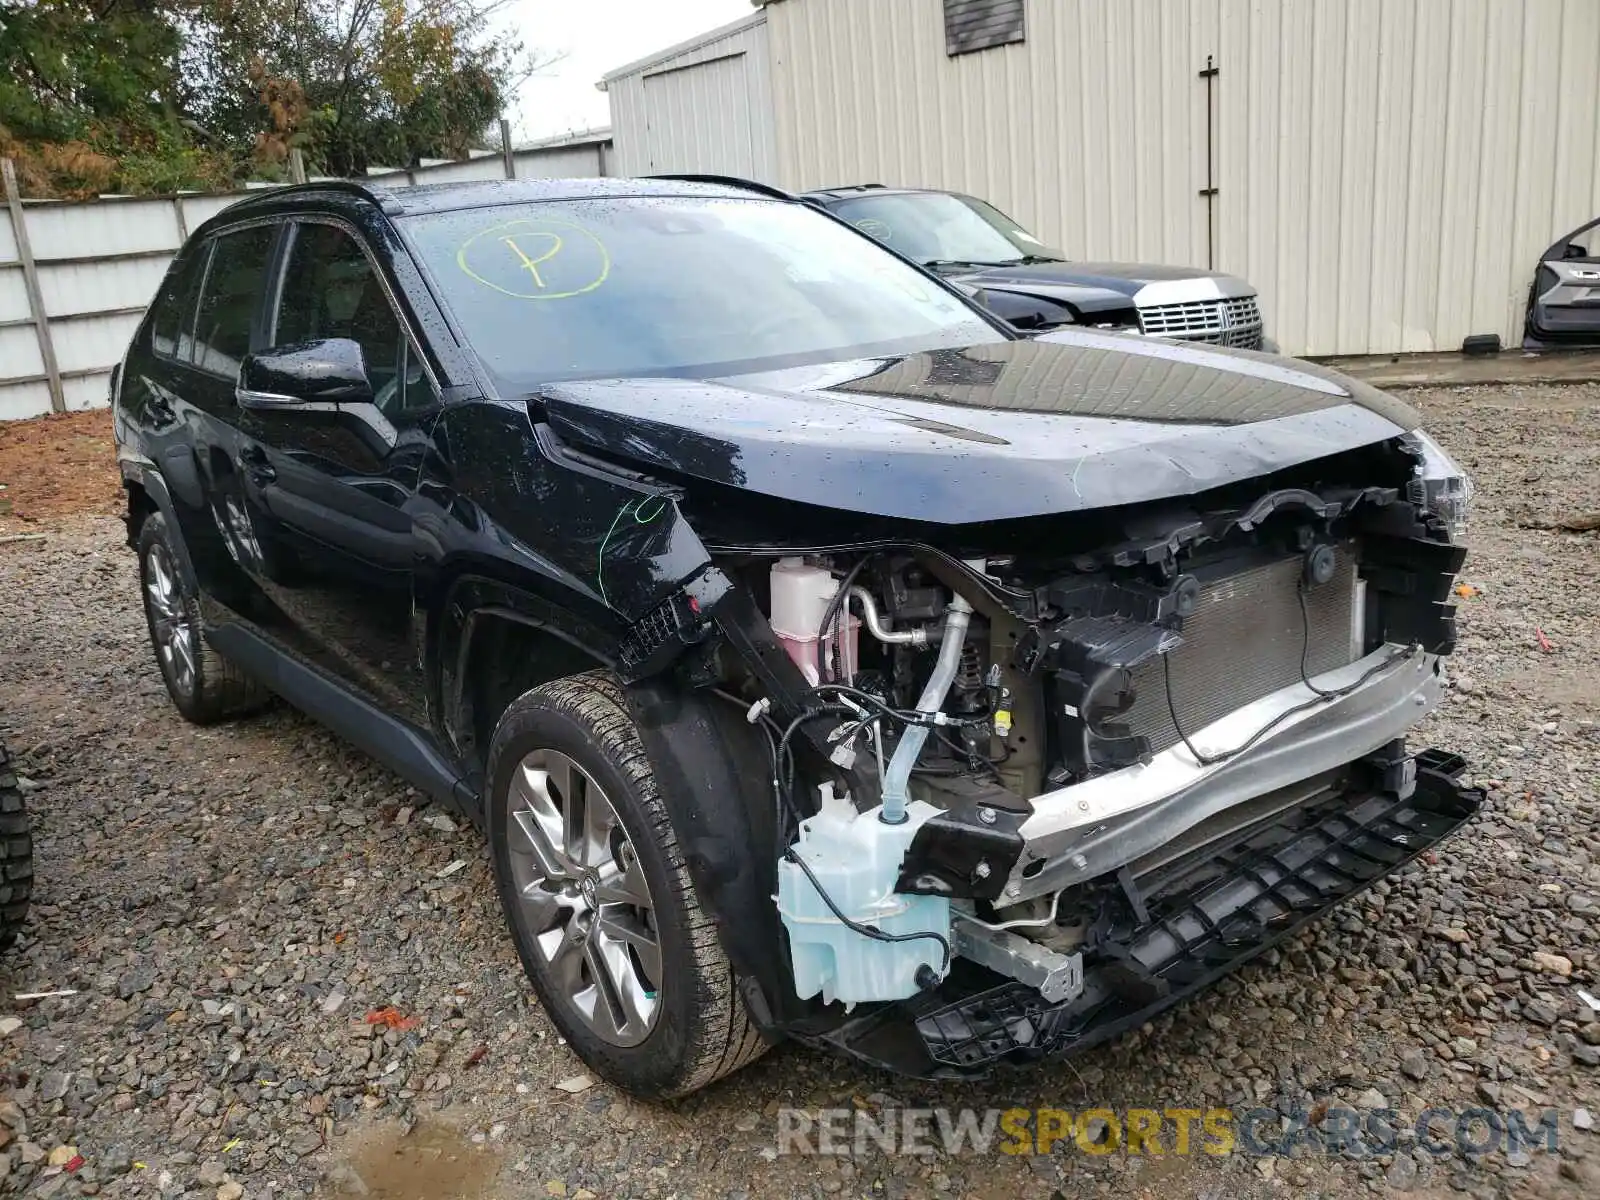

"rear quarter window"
[150,247,210,360]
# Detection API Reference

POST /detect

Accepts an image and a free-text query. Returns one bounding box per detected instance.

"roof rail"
[644,173,796,201]
[222,178,407,216]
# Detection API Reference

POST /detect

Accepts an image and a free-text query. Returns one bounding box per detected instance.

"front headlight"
[1405,429,1474,543]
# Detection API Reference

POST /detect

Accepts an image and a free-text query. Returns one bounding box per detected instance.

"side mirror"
[237,338,373,410]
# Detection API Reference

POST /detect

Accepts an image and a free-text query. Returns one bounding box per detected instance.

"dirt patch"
[326,1118,507,1199]
[0,408,121,531]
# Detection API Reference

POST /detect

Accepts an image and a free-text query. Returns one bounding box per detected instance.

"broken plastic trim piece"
[913,763,1480,1072]
[614,565,731,681]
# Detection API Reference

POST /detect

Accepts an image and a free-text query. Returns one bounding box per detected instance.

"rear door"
[149,222,283,609]
[1526,217,1600,345]
[121,243,216,577]
[231,217,438,726]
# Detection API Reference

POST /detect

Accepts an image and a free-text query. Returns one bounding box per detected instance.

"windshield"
[402,196,1001,388]
[826,192,1063,267]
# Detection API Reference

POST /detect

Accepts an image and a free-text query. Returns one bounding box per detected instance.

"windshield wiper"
[922,255,1064,270]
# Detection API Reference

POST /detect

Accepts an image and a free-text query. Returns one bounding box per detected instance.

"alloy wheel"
[144,541,196,698]
[506,749,662,1046]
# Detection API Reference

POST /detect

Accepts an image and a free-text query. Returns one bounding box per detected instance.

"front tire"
[137,511,266,724]
[487,673,766,1097]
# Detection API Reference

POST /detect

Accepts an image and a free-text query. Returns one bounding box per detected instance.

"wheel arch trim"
[119,459,199,592]
[433,573,622,786]
[623,679,802,1036]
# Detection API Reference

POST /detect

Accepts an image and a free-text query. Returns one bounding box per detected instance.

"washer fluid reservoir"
[776,785,950,1007]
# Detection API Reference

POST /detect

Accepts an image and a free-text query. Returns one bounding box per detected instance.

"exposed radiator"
[1122,555,1359,755]
[1137,296,1264,349]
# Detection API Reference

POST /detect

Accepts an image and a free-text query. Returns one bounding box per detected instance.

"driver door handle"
[239,444,276,484]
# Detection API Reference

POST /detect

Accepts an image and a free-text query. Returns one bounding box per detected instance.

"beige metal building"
[602,0,1600,358]
[599,15,778,182]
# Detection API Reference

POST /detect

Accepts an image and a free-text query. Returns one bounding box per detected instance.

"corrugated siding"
[513,143,608,179]
[0,193,225,421]
[364,143,611,186]
[764,0,1600,356]
[642,55,762,176]
[24,198,183,260]
[606,18,777,180]
[392,156,503,185]
[0,266,29,323]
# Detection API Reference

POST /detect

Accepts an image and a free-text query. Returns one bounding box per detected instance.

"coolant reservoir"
[769,557,858,685]
[776,786,950,1007]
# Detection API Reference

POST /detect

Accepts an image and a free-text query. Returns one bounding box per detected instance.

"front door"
[1526,216,1600,346]
[232,219,439,727]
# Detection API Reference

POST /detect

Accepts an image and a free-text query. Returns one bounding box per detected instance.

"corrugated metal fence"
[0,135,613,422]
[762,0,1600,357]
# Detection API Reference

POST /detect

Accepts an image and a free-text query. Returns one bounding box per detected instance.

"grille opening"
[1137,296,1264,349]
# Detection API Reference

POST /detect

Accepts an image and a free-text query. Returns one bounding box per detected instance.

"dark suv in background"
[804,184,1269,348]
[114,176,1477,1098]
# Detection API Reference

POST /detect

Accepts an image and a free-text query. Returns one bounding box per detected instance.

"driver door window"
[274,223,416,414]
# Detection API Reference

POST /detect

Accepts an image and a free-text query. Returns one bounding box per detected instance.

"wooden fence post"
[288,148,308,184]
[500,118,515,179]
[2,158,65,415]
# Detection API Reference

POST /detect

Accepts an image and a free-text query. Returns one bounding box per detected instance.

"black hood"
[540,330,1418,526]
[955,271,1136,319]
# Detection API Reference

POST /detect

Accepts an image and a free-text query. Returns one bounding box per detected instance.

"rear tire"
[137,511,267,724]
[0,742,32,950]
[486,672,767,1097]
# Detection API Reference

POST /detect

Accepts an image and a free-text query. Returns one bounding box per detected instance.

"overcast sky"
[502,0,756,142]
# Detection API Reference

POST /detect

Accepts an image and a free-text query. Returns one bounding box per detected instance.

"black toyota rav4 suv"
[114,176,1480,1098]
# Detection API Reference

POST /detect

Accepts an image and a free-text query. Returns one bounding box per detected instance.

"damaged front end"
[840,750,1478,1076]
[611,417,1481,1079]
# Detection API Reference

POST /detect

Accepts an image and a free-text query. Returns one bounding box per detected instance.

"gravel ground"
[0,384,1597,1200]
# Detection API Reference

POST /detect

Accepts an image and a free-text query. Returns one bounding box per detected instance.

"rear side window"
[150,248,209,359]
[191,225,278,378]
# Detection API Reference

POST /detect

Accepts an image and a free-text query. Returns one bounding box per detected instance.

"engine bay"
[659,432,1473,1019]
